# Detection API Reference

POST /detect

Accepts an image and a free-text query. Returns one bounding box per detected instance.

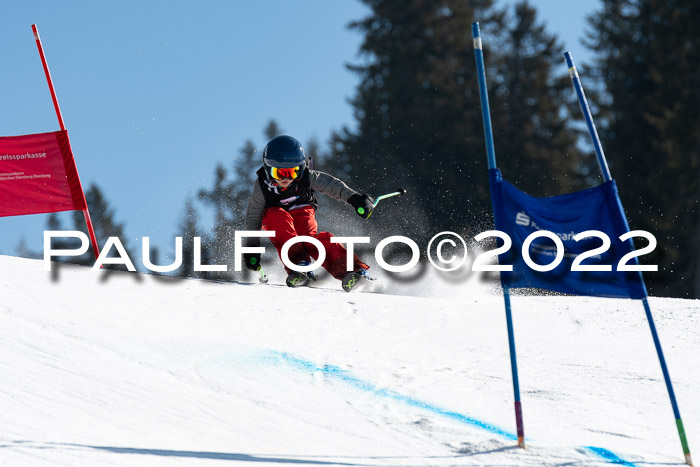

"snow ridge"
[1,254,698,466]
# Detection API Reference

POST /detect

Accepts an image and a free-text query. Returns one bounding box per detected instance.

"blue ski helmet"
[262,135,307,181]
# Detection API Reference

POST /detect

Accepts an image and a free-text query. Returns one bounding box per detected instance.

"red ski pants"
[262,205,368,280]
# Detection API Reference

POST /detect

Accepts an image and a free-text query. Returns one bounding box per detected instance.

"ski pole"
[373,188,407,208]
[357,188,406,219]
[249,255,268,283]
[259,265,268,283]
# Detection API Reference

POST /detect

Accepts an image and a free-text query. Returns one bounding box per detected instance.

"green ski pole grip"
[372,188,407,208]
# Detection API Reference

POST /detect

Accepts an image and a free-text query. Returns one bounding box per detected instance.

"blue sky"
[1,0,599,260]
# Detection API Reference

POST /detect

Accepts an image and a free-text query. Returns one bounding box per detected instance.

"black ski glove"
[243,253,261,271]
[348,193,374,219]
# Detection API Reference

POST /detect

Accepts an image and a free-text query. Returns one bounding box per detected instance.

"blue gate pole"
[473,22,525,449]
[563,52,612,182]
[565,51,692,466]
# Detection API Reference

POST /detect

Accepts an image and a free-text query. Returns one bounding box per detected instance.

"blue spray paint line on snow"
[260,351,635,466]
[261,350,517,440]
[584,446,636,466]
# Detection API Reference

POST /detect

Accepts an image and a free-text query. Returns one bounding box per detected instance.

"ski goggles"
[270,166,302,180]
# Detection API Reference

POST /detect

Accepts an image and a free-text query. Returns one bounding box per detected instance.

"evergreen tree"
[305,137,321,169]
[43,184,135,269]
[586,0,700,297]
[197,120,279,279]
[177,198,207,279]
[333,0,584,241]
[264,120,282,141]
[230,140,260,227]
[198,162,236,279]
[490,1,588,195]
[334,0,503,240]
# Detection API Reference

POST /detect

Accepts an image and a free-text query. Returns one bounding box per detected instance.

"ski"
[341,271,375,292]
[286,271,311,288]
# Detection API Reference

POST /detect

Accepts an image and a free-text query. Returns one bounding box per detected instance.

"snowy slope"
[0,254,698,466]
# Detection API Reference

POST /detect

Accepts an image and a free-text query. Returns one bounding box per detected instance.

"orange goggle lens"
[270,166,300,180]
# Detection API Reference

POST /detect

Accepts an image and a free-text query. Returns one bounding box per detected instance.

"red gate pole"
[32,24,100,261]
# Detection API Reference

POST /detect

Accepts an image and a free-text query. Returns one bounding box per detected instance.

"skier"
[242,135,374,290]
